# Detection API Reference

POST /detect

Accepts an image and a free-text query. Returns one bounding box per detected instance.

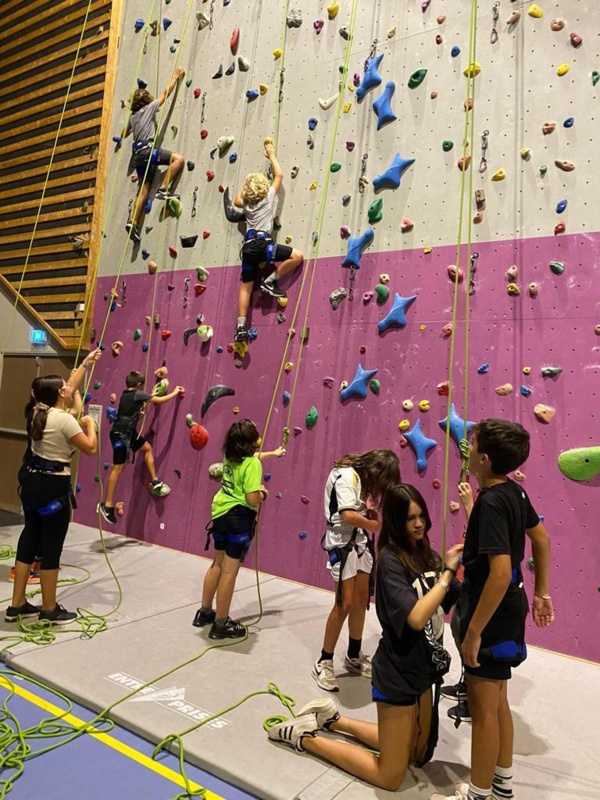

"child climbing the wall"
[312,449,401,692]
[97,371,184,525]
[268,485,464,791]
[233,139,303,343]
[124,65,186,245]
[192,420,268,639]
[430,419,554,800]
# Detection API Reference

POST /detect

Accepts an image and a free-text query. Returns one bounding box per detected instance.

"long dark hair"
[27,376,64,441]
[223,419,260,463]
[377,484,439,576]
[334,449,400,505]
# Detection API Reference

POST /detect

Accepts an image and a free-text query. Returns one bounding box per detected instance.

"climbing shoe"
[192,608,216,628]
[38,604,77,626]
[5,601,40,623]
[150,480,171,498]
[97,503,117,525]
[125,222,141,244]
[234,326,248,343]
[260,279,286,299]
[155,188,180,201]
[208,617,246,639]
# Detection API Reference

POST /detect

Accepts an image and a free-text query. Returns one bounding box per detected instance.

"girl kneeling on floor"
[270,484,464,792]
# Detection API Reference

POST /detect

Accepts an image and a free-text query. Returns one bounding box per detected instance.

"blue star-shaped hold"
[378,293,417,333]
[373,153,416,193]
[438,403,475,447]
[356,53,384,103]
[340,363,378,401]
[342,228,374,270]
[404,420,438,471]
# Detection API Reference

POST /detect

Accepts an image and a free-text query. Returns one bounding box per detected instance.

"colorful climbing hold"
[377,293,417,333]
[356,53,384,103]
[373,81,397,129]
[541,367,563,378]
[368,199,383,224]
[340,364,378,401]
[520,385,532,397]
[442,140,454,152]
[342,228,374,270]
[408,69,427,89]
[450,46,461,57]
[329,288,348,310]
[549,261,565,275]
[373,153,415,193]
[404,420,437,471]
[491,168,506,181]
[556,64,570,77]
[534,404,556,424]
[528,4,544,19]
[463,62,481,78]
[200,385,235,418]
[305,406,318,428]
[556,199,568,214]
[554,223,566,235]
[374,284,390,304]
[558,447,600,482]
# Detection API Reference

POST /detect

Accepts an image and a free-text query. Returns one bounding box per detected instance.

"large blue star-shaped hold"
[378,293,417,333]
[340,363,378,401]
[439,403,475,447]
[356,53,384,103]
[342,228,374,270]
[404,420,438,471]
[373,153,416,193]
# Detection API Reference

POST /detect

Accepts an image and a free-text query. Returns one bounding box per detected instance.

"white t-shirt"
[323,466,368,550]
[31,408,83,476]
[243,186,277,233]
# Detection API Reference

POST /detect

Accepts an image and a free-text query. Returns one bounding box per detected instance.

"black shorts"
[240,236,293,283]
[465,662,512,681]
[371,685,418,707]
[110,431,146,465]
[133,145,173,183]
[209,506,257,561]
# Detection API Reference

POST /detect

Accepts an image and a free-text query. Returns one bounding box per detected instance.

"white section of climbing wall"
[98,0,599,278]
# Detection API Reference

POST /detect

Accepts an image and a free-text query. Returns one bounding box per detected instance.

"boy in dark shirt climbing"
[97,371,183,524]
[431,419,554,800]
[124,66,186,244]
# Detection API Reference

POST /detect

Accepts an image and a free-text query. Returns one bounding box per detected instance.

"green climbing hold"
[539,165,548,176]
[527,557,535,571]
[168,197,183,218]
[549,261,564,275]
[330,162,342,173]
[169,44,177,53]
[558,446,600,482]
[186,78,192,87]
[368,198,383,224]
[153,379,169,397]
[93,380,101,390]
[408,68,427,89]
[592,71,600,87]
[374,284,390,304]
[369,379,380,394]
[133,328,142,340]
[541,366,563,378]
[442,140,454,152]
[305,406,318,428]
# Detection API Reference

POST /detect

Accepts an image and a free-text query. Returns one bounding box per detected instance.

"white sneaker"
[430,784,469,800]
[267,713,319,752]
[344,651,372,678]
[311,659,339,692]
[296,697,340,729]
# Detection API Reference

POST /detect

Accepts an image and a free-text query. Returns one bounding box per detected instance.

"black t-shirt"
[463,479,539,592]
[112,389,152,436]
[372,548,460,699]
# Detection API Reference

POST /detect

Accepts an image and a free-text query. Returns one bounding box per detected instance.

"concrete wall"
[76,1,600,662]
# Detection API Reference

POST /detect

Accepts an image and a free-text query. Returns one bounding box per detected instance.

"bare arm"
[70,416,97,455]
[246,486,267,506]
[407,544,463,630]
[233,190,244,208]
[157,66,185,106]
[340,509,378,534]
[265,144,283,193]
[67,348,102,393]
[256,447,286,461]
[150,386,184,405]
[527,522,554,627]
[457,481,474,521]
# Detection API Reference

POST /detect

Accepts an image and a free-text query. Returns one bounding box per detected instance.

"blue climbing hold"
[556,199,568,214]
[112,135,122,149]
[134,19,145,32]
[142,343,149,352]
[299,531,308,540]
[373,153,415,192]
[377,293,417,333]
[246,89,259,101]
[141,249,150,260]
[264,473,272,482]
[563,117,574,128]
[451,46,461,57]
[308,117,318,130]
[282,391,290,406]
[340,364,379,401]
[84,392,92,403]
[103,462,110,470]
[216,346,223,353]
[356,53,384,103]
[520,385,532,397]
[341,228,374,270]
[229,152,238,164]
[110,300,117,312]
[372,81,397,130]
[106,407,118,423]
[163,18,172,31]
[75,483,82,493]
[478,363,490,374]
[404,420,438,471]
[438,403,475,446]
[137,78,148,90]
[248,327,257,340]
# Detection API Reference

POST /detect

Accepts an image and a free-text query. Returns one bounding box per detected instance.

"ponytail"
[28,376,64,440]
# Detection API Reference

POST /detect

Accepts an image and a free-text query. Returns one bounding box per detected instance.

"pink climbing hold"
[457,154,471,171]
[570,32,582,47]
[203,230,211,239]
[206,170,215,181]
[168,246,178,258]
[314,19,324,34]
[437,380,449,396]
[442,322,453,337]
[447,265,464,283]
[422,0,431,11]
[160,330,172,341]
[340,226,351,239]
[301,495,309,504]
[401,219,414,233]
[230,26,240,55]
[194,283,206,296]
[346,141,355,151]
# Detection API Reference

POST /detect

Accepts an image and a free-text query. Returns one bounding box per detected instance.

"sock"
[318,649,334,663]
[347,637,362,660]
[468,784,492,800]
[237,316,246,328]
[264,272,278,285]
[200,606,212,614]
[492,765,514,799]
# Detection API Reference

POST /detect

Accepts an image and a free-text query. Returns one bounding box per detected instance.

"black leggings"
[16,471,71,570]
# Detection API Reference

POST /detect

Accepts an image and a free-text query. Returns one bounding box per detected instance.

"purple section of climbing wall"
[78,232,599,662]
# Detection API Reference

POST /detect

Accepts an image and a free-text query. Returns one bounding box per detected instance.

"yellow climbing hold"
[419,400,430,412]
[263,136,274,147]
[420,325,427,331]
[507,283,520,296]
[528,4,544,18]
[233,341,248,357]
[522,366,532,374]
[343,102,351,113]
[423,246,432,254]
[278,297,288,308]
[309,181,318,191]
[398,419,410,432]
[556,63,570,76]
[348,84,355,92]
[285,235,292,244]
[463,61,481,78]
[273,48,283,59]
[327,2,340,20]
[520,147,531,159]
[284,361,293,372]
[259,83,268,95]
[491,168,506,181]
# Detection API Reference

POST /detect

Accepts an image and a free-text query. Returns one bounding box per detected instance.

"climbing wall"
[77,0,600,663]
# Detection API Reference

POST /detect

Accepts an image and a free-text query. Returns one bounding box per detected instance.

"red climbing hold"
[206,170,215,181]
[554,223,565,235]
[194,88,202,99]
[190,423,209,450]
[194,283,206,296]
[230,26,240,55]
[203,230,211,239]
[218,185,225,193]
[570,32,582,47]
[200,129,209,139]
[160,330,172,340]
[168,246,178,258]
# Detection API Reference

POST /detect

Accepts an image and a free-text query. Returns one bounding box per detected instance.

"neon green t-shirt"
[211,456,263,519]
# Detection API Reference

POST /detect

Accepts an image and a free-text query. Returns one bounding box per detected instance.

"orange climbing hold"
[230,27,240,55]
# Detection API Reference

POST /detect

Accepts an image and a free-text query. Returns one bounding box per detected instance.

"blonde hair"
[241,173,270,206]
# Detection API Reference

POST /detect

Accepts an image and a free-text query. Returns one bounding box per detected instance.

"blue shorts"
[133,145,173,183]
[240,232,292,282]
[371,685,418,707]
[212,529,255,561]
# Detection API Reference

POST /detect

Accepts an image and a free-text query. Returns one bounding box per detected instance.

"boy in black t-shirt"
[97,371,183,524]
[431,419,554,800]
